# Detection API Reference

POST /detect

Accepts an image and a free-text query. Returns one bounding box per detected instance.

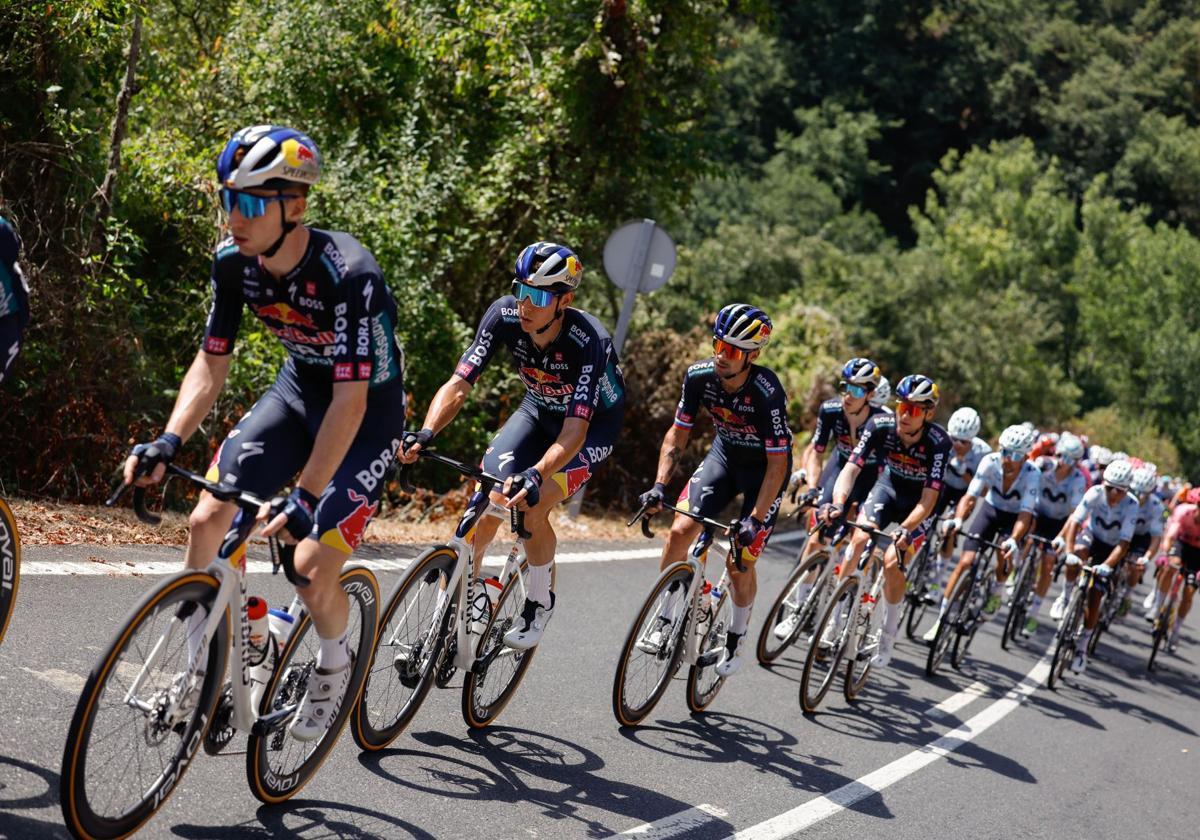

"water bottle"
[468,577,503,635]
[268,607,296,648]
[247,597,277,708]
[695,581,714,638]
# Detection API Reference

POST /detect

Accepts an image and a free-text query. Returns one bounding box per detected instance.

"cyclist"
[936,407,990,558]
[124,125,407,741]
[639,304,791,676]
[1144,488,1200,651]
[1055,460,1138,673]
[0,215,30,385]
[1022,432,1088,635]
[400,241,625,651]
[1125,466,1163,615]
[924,424,1039,642]
[818,374,950,668]
[776,358,883,640]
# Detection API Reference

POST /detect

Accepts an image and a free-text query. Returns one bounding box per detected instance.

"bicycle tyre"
[1147,605,1168,672]
[926,569,971,677]
[352,546,456,751]
[612,563,692,727]
[756,550,830,665]
[247,566,379,803]
[1048,588,1084,691]
[686,586,732,713]
[1001,554,1035,650]
[61,572,228,840]
[800,576,858,714]
[0,498,20,647]
[902,534,938,641]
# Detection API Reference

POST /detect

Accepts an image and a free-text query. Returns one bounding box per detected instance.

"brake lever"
[511,507,532,540]
[396,461,416,494]
[270,539,311,588]
[132,487,162,525]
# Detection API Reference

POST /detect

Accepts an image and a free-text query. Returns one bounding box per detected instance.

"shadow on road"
[356,725,738,838]
[172,800,437,839]
[0,754,67,839]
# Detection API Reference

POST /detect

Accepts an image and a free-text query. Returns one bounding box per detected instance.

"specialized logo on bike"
[0,515,13,591]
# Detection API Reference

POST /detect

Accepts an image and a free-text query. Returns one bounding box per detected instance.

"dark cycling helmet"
[895,374,939,406]
[217,125,321,189]
[841,357,881,387]
[714,303,772,351]
[515,242,583,292]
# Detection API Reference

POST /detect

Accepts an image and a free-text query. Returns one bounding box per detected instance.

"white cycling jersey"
[967,451,1040,515]
[1133,493,1165,538]
[1069,484,1138,545]
[1034,456,1088,521]
[944,437,991,491]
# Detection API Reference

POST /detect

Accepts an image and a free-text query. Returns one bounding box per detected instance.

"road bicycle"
[925,532,1007,676]
[1048,562,1107,690]
[0,495,18,646]
[1000,534,1056,649]
[352,449,543,746]
[1147,567,1195,672]
[799,521,895,714]
[60,464,378,839]
[900,512,949,642]
[611,500,741,726]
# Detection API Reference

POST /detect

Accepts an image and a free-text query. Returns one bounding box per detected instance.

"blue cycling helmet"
[714,303,772,351]
[515,242,583,292]
[841,357,881,387]
[895,374,940,406]
[217,125,321,189]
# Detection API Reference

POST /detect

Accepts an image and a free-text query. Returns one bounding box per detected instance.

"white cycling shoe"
[870,630,897,668]
[289,659,352,742]
[922,620,941,643]
[1069,651,1088,674]
[636,615,672,654]
[1049,593,1068,621]
[773,612,802,641]
[504,592,555,650]
[715,631,746,677]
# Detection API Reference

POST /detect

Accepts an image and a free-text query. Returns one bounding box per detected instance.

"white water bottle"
[267,607,296,648]
[695,581,714,636]
[247,597,276,708]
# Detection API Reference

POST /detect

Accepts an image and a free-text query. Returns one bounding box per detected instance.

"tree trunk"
[92,11,143,249]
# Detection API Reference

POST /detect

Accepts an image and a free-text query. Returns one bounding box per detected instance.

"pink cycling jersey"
[1165,503,1200,548]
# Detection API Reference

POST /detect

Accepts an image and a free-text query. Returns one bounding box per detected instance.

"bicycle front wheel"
[1147,604,1170,672]
[800,576,858,714]
[247,565,379,803]
[686,586,732,713]
[1001,556,1035,650]
[61,572,228,840]
[902,536,938,641]
[612,563,692,727]
[1048,588,1084,690]
[756,550,829,665]
[352,546,456,751]
[926,573,970,677]
[0,497,20,647]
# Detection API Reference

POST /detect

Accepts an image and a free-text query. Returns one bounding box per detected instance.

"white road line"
[926,679,990,719]
[16,529,809,577]
[608,804,730,838]
[726,655,1051,840]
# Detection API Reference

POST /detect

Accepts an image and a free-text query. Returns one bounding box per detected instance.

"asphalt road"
[1,535,1197,839]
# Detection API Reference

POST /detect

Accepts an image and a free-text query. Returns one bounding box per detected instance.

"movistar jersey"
[204,229,405,388]
[673,360,792,461]
[1070,484,1138,544]
[968,452,1040,515]
[455,296,625,422]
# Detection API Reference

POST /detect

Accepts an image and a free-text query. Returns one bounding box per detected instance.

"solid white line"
[726,655,1051,840]
[926,679,990,718]
[608,804,730,838]
[18,530,808,577]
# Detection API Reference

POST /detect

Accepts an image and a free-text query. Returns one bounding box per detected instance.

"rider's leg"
[942,549,978,615]
[662,514,704,571]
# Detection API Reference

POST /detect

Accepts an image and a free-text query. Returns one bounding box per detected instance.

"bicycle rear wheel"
[1001,555,1035,650]
[800,576,858,714]
[1048,589,1084,691]
[926,571,971,677]
[247,566,379,803]
[902,535,939,641]
[756,550,829,665]
[61,572,228,840]
[352,546,456,751]
[0,497,20,647]
[1147,605,1170,672]
[686,587,732,713]
[612,563,692,727]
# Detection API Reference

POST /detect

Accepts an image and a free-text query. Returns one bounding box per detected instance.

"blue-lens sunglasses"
[220,188,292,219]
[512,280,559,308]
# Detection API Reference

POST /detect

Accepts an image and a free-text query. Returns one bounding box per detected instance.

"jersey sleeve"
[810,403,834,452]
[568,329,613,422]
[330,263,384,383]
[1148,498,1165,537]
[1019,467,1040,513]
[925,431,950,491]
[202,253,243,356]
[755,373,792,455]
[673,368,703,430]
[454,299,506,385]
[848,416,881,468]
[1068,473,1087,510]
[1119,499,1138,542]
[967,453,996,497]
[1071,486,1099,524]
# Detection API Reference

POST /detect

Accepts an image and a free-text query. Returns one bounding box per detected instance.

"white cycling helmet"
[1102,460,1134,490]
[1144,461,1158,476]
[998,424,1037,458]
[1111,450,1129,463]
[1092,446,1114,466]
[947,407,981,441]
[871,376,891,408]
[1130,466,1157,496]
[1055,432,1085,463]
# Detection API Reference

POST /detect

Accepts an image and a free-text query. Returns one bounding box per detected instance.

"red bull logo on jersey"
[710,405,752,431]
[553,463,592,498]
[519,366,574,398]
[320,488,378,554]
[255,302,318,330]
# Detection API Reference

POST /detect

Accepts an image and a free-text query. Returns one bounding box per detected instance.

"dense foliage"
[1,0,1196,507]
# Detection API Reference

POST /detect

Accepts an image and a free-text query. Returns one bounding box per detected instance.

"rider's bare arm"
[831,461,862,509]
[654,424,690,487]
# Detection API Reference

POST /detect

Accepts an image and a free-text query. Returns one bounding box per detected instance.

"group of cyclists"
[5,123,1191,745]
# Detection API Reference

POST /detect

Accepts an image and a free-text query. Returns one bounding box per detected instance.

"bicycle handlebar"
[397,448,530,540]
[628,500,748,571]
[107,463,311,588]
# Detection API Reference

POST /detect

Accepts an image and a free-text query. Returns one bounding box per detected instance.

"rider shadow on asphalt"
[353,725,738,839]
[169,799,436,840]
[0,754,62,840]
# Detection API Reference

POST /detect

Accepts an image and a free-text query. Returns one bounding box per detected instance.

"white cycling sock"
[1077,628,1092,649]
[882,597,903,638]
[731,603,752,636]
[794,581,814,605]
[937,596,950,619]
[317,630,350,671]
[527,562,553,610]
[1030,595,1044,617]
[185,604,209,667]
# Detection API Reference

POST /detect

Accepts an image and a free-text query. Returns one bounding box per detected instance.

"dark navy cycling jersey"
[673,360,792,460]
[454,296,625,422]
[0,217,29,323]
[849,414,951,497]
[810,398,884,464]
[204,229,405,388]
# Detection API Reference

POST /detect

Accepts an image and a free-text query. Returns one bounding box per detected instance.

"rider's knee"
[188,496,230,533]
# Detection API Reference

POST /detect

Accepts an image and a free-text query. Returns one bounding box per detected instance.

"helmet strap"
[534,297,565,336]
[261,194,297,259]
[719,356,752,381]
